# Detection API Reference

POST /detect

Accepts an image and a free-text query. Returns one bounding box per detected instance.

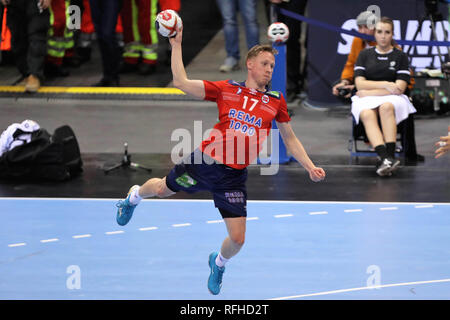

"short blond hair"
[245,44,278,62]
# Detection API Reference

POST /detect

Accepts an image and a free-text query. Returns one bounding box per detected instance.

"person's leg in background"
[46,0,70,78]
[378,102,397,153]
[215,0,240,72]
[281,0,307,103]
[90,0,123,86]
[120,0,140,73]
[5,0,29,83]
[25,0,50,91]
[77,0,95,64]
[238,0,259,50]
[360,104,399,176]
[136,0,158,75]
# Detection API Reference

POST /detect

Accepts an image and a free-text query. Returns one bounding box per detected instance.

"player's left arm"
[277,121,325,182]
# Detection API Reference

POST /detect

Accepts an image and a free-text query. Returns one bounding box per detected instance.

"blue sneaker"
[116,185,139,226]
[207,252,225,295]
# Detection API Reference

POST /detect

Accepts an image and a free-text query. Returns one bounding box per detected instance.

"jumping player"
[115,25,326,295]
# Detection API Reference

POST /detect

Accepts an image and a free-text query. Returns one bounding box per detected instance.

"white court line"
[1,198,448,206]
[8,242,26,247]
[40,238,59,243]
[379,207,398,211]
[344,209,362,213]
[415,204,434,209]
[207,220,224,224]
[309,211,328,215]
[247,217,259,221]
[269,278,450,300]
[72,234,92,239]
[139,227,158,231]
[274,214,294,218]
[105,231,124,235]
[172,223,191,228]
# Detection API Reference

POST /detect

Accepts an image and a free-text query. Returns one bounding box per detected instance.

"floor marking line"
[8,243,26,247]
[172,223,191,227]
[72,234,92,239]
[379,207,398,211]
[344,209,362,213]
[138,227,158,231]
[40,238,59,243]
[1,198,448,206]
[269,278,450,300]
[105,231,124,235]
[206,220,224,224]
[309,211,328,215]
[247,217,259,221]
[274,214,294,218]
[415,205,434,208]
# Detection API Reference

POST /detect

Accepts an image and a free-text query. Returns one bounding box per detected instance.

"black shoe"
[119,62,138,74]
[63,56,82,68]
[92,78,120,87]
[44,63,70,77]
[405,153,425,164]
[138,63,156,75]
[76,47,92,64]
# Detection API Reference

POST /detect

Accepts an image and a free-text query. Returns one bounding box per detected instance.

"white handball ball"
[156,9,183,38]
[267,22,289,43]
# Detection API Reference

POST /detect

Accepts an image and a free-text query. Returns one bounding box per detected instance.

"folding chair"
[348,115,410,164]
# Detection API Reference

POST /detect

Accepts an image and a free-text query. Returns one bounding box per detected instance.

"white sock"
[215,252,229,268]
[128,186,142,205]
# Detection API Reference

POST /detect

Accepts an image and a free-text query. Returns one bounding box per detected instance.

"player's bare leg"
[208,216,246,295]
[138,177,175,198]
[221,217,246,259]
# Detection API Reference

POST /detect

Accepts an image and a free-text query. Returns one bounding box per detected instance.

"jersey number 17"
[242,96,258,111]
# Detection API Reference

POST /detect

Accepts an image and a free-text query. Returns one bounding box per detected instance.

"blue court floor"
[0,198,449,300]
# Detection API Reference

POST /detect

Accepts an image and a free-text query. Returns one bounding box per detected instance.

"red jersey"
[200,80,291,169]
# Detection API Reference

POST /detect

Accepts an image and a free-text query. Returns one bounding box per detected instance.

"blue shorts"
[165,150,248,218]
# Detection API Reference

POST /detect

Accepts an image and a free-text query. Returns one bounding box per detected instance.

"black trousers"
[6,0,50,79]
[89,0,123,82]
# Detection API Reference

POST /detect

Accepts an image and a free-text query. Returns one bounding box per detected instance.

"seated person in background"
[352,17,416,177]
[332,10,376,99]
[333,11,416,98]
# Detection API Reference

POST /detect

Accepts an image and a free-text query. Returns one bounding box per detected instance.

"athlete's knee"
[155,179,173,198]
[147,177,173,198]
[230,231,245,246]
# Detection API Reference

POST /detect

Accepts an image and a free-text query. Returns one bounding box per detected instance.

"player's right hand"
[169,25,183,47]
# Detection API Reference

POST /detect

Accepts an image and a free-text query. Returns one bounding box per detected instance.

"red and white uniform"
[200,80,291,169]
